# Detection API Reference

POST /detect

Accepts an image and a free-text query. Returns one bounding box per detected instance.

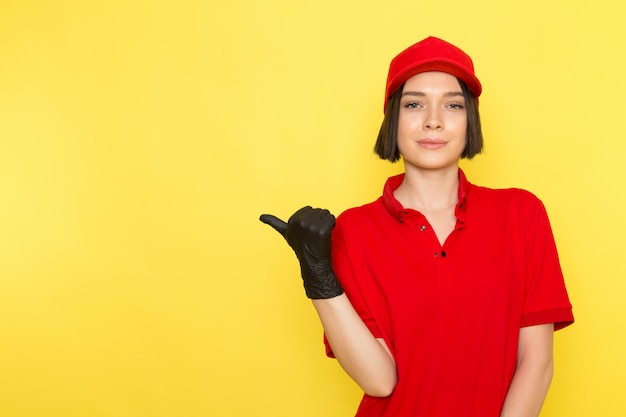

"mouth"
[416,138,447,149]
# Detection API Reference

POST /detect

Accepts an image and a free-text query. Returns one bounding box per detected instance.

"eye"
[447,103,465,110]
[404,102,421,109]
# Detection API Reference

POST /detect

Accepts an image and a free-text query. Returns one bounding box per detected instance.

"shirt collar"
[382,168,470,223]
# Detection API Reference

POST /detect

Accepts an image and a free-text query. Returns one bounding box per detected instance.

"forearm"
[312,294,397,397]
[500,357,553,417]
[500,324,554,417]
[259,208,396,396]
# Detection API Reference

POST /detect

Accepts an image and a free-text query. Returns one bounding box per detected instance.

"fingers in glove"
[288,206,335,238]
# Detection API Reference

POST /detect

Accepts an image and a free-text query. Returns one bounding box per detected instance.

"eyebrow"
[401,91,464,97]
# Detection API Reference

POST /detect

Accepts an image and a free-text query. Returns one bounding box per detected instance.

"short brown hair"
[374,78,484,162]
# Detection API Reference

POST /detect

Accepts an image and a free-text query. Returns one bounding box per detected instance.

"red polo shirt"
[326,169,573,417]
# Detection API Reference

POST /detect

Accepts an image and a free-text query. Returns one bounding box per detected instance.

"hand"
[260,206,344,299]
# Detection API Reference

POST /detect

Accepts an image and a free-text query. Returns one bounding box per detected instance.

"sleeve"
[323,213,383,358]
[520,194,574,331]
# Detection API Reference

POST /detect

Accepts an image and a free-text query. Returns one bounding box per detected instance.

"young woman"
[260,36,573,417]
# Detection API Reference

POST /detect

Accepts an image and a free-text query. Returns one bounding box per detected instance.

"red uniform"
[326,169,574,417]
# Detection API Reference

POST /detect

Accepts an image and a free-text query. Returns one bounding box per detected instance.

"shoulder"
[336,197,385,225]
[470,184,545,210]
[467,184,551,229]
[333,197,388,244]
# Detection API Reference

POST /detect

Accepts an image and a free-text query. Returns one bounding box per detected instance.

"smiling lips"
[417,138,447,149]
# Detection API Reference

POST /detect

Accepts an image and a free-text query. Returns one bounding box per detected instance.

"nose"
[423,107,443,130]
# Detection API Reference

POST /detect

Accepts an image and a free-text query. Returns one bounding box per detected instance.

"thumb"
[259,214,288,237]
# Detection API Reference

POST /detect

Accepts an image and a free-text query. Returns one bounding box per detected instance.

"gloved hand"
[260,206,344,299]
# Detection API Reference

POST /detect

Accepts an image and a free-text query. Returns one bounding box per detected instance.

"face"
[397,71,467,172]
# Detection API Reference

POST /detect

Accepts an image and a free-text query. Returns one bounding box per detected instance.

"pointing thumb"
[259,214,288,237]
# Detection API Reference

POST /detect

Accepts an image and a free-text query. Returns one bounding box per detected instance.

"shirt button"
[434,252,438,258]
[419,225,426,231]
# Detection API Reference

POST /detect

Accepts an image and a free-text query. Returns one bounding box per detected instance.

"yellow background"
[1,1,624,416]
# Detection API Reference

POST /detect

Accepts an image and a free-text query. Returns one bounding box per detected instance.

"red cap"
[384,36,482,111]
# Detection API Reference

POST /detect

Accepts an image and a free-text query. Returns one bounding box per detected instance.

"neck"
[394,165,459,213]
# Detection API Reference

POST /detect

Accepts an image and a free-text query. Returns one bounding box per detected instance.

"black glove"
[260,206,344,299]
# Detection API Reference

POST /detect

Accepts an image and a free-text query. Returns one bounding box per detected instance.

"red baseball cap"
[384,36,482,111]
